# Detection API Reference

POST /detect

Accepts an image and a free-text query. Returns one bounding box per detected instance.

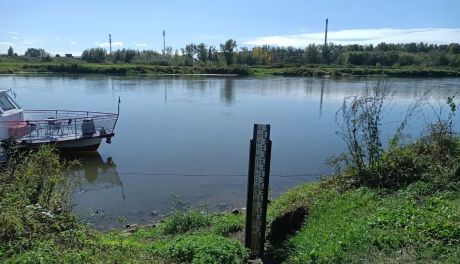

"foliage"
[330,81,460,190]
[0,146,249,263]
[24,48,49,59]
[220,39,237,65]
[162,209,211,235]
[111,48,137,63]
[3,41,460,76]
[81,47,107,63]
[276,183,460,264]
[275,84,460,262]
[7,46,14,56]
[210,213,244,236]
[151,234,248,264]
[4,41,460,69]
[0,146,77,259]
[334,80,392,182]
[196,43,208,63]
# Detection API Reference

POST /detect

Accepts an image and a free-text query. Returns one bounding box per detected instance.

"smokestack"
[162,30,166,56]
[109,34,112,55]
[324,18,328,47]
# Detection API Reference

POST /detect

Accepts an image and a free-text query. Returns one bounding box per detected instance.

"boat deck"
[17,130,105,144]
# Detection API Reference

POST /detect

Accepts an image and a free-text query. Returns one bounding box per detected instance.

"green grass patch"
[151,234,248,264]
[269,182,460,263]
[162,210,212,235]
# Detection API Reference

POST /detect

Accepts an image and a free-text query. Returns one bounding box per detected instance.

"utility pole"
[109,34,112,55]
[162,30,166,56]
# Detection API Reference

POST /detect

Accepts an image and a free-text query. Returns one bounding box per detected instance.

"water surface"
[1,75,458,229]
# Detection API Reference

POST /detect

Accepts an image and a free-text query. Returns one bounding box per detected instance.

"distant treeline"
[2,41,460,69]
[80,41,460,67]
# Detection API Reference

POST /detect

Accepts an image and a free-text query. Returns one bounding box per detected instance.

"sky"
[1,0,460,55]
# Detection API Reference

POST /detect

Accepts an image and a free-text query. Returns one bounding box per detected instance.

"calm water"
[1,75,459,229]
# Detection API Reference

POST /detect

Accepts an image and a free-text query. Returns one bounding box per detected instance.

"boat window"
[0,95,16,111]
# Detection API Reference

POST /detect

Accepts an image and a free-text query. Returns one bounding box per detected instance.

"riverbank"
[1,59,459,78]
[1,142,459,263]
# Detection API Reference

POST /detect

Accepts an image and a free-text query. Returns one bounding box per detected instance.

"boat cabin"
[0,90,24,141]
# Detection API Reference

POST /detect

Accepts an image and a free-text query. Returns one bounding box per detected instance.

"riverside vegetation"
[1,41,460,77]
[1,82,460,263]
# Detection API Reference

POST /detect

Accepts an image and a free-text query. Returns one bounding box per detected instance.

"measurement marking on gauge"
[245,124,272,258]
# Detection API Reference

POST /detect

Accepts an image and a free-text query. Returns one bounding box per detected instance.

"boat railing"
[0,110,118,141]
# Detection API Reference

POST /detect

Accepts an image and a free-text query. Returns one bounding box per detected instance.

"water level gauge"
[245,124,272,258]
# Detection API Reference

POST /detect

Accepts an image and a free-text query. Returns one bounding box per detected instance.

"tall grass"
[0,146,77,258]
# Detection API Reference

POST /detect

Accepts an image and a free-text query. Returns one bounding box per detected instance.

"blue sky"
[1,0,459,55]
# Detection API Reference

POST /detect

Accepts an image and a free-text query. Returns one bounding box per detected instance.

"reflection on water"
[220,78,235,105]
[1,75,460,229]
[319,79,325,116]
[65,152,123,199]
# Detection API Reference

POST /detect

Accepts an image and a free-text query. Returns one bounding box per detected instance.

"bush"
[152,234,248,264]
[211,213,244,236]
[331,82,460,190]
[162,210,211,235]
[0,146,77,258]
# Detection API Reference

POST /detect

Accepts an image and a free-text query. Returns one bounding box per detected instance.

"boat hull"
[16,133,114,151]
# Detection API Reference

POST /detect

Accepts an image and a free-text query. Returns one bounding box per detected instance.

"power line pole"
[162,30,166,56]
[109,34,112,55]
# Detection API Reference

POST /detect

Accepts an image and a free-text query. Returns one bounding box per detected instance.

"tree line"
[3,41,460,67]
[76,41,460,67]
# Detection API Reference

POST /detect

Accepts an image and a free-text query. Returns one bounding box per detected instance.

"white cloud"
[22,38,44,45]
[0,42,15,46]
[198,34,222,39]
[135,43,147,47]
[10,36,18,40]
[6,31,21,36]
[69,41,78,45]
[244,28,460,47]
[97,41,123,48]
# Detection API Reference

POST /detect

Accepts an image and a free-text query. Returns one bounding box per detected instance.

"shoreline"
[1,61,459,78]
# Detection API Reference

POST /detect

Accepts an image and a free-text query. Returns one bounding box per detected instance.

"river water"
[0,75,459,229]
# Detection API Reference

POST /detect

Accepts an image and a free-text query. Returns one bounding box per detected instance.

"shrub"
[162,210,211,235]
[331,82,460,190]
[211,213,244,236]
[152,234,248,264]
[0,146,77,258]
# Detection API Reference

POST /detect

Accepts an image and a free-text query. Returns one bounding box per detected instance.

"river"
[1,75,458,229]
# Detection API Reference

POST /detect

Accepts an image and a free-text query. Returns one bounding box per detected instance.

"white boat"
[0,90,119,151]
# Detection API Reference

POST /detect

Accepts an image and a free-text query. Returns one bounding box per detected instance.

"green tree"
[182,43,197,66]
[208,46,218,63]
[196,43,208,63]
[220,39,237,65]
[24,48,49,58]
[81,47,107,63]
[7,46,14,56]
[304,44,321,64]
[448,43,460,54]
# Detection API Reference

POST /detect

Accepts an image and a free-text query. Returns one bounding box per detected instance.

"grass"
[259,65,460,78]
[268,182,460,264]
